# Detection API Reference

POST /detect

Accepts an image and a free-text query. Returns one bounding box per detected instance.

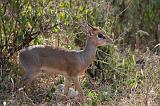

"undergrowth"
[0,47,160,106]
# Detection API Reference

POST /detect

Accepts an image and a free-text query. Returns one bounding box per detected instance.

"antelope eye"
[98,33,106,39]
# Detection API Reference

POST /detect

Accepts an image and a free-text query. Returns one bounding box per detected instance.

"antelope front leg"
[64,76,71,98]
[72,76,84,102]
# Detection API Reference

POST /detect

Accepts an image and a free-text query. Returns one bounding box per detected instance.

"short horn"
[87,23,94,29]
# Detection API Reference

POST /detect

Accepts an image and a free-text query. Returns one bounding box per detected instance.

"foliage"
[0,0,160,105]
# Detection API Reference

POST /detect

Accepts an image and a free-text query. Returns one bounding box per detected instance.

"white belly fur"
[40,66,68,76]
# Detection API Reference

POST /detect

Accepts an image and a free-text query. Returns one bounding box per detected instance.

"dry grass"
[0,49,160,106]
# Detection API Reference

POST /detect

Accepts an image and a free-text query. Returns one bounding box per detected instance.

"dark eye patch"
[98,33,106,39]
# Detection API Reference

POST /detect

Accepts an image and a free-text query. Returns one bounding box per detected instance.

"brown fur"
[19,25,111,102]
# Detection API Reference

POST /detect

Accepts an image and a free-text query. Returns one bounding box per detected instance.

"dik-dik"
[19,24,111,101]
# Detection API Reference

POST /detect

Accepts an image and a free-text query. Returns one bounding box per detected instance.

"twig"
[117,0,133,17]
[6,22,62,58]
[0,65,2,77]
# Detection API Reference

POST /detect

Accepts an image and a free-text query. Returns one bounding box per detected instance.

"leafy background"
[0,0,160,105]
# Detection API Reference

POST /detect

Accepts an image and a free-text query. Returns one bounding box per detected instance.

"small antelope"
[19,24,111,101]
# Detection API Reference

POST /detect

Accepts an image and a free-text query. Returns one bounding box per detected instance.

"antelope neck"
[80,37,97,67]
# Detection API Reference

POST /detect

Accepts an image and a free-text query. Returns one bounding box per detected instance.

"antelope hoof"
[61,95,69,101]
[78,92,84,102]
